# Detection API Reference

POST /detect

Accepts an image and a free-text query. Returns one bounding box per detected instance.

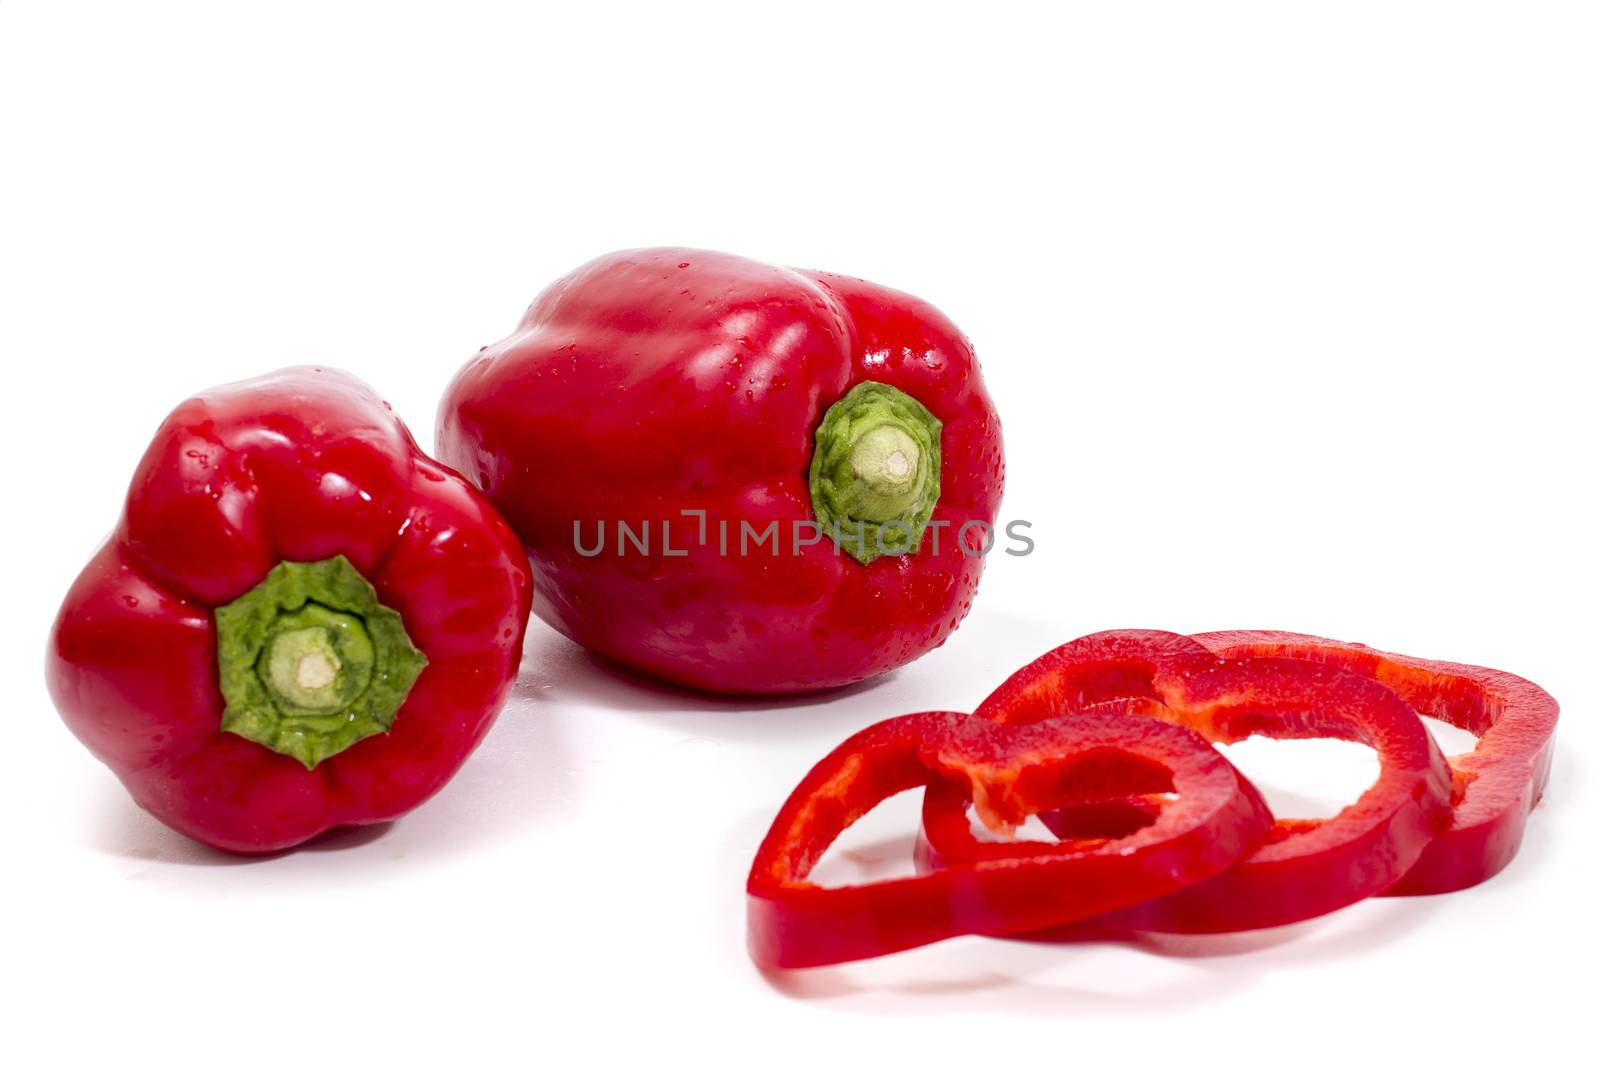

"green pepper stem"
[809,382,943,564]
[264,628,343,705]
[214,557,427,769]
[846,424,922,516]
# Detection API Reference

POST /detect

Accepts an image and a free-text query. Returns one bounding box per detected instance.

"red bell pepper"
[927,630,1454,932]
[438,247,1004,694]
[747,710,1272,968]
[47,368,534,852]
[1190,631,1559,894]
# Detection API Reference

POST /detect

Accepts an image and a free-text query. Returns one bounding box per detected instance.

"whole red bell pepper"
[438,247,1004,694]
[1189,631,1559,894]
[748,710,1271,968]
[927,630,1455,932]
[47,368,533,852]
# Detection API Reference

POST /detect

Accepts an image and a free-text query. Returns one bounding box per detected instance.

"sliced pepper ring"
[969,628,1218,713]
[747,710,1272,968]
[917,696,1190,867]
[934,633,1455,933]
[1190,631,1558,894]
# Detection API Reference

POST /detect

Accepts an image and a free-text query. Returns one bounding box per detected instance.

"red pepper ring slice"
[916,697,1189,869]
[972,628,1218,713]
[937,653,1454,933]
[747,711,1272,968]
[1191,631,1559,895]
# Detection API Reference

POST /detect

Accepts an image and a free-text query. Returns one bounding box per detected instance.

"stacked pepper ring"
[960,630,1560,899]
[747,710,1273,968]
[1189,631,1559,894]
[930,638,1455,932]
[748,628,1558,965]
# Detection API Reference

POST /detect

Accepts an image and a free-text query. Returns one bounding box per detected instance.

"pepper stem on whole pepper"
[809,382,943,564]
[259,602,375,710]
[214,556,427,769]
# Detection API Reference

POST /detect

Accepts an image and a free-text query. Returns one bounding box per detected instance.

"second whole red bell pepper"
[438,248,1005,694]
[47,368,534,852]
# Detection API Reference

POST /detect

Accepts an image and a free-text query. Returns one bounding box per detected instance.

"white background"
[2,2,1596,1063]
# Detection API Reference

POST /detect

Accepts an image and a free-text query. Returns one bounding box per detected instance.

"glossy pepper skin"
[748,710,1271,968]
[438,248,1004,694]
[47,368,533,853]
